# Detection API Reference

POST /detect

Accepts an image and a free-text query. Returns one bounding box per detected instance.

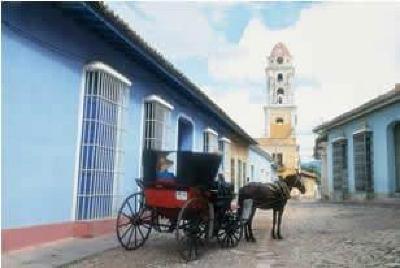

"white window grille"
[143,95,173,150]
[238,159,242,187]
[218,137,231,178]
[230,158,235,184]
[76,63,130,220]
[243,161,247,184]
[218,140,224,172]
[203,128,218,152]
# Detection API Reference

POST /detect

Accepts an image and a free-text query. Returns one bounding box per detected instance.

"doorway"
[177,117,193,151]
[395,122,400,192]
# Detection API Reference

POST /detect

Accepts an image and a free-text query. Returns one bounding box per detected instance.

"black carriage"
[116,150,252,261]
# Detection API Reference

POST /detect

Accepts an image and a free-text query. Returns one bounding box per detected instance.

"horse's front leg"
[271,209,276,239]
[277,208,284,239]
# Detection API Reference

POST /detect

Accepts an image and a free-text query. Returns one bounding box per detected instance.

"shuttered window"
[353,131,373,192]
[76,65,130,220]
[332,139,348,194]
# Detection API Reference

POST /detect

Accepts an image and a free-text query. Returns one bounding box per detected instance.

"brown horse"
[239,173,305,241]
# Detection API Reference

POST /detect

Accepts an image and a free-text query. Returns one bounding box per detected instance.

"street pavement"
[4,200,400,268]
[67,201,400,268]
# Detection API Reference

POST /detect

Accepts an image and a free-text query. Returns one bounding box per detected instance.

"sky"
[107,1,400,162]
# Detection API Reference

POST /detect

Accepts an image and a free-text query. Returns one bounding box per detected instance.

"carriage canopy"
[142,150,222,188]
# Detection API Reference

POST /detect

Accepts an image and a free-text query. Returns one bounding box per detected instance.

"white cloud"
[106,2,234,61]
[208,3,400,159]
[107,2,400,160]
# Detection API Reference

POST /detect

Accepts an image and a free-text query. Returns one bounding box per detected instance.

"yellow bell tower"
[257,43,300,174]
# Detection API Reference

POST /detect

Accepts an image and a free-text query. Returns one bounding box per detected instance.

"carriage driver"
[156,153,175,181]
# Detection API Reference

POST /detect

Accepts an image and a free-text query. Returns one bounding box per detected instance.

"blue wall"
[326,102,400,199]
[2,4,237,229]
[248,148,274,183]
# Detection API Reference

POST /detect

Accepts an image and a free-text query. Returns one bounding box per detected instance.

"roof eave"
[313,87,400,133]
[68,2,256,145]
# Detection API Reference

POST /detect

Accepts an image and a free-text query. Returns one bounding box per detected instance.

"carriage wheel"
[175,198,210,261]
[116,192,152,250]
[217,211,242,248]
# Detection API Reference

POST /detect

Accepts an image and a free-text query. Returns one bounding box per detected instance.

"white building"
[247,145,278,183]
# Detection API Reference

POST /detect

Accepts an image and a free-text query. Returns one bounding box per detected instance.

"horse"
[238,173,305,241]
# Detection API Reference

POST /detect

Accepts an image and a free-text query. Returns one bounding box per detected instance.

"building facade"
[1,2,266,251]
[314,85,400,201]
[247,145,277,184]
[257,43,300,174]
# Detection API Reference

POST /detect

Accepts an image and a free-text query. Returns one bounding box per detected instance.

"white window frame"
[204,128,218,153]
[72,62,131,220]
[143,95,174,150]
[218,137,231,178]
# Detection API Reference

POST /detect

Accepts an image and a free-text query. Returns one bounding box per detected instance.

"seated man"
[156,154,175,181]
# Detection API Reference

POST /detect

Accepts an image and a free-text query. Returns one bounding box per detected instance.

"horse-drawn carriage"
[116,150,251,261]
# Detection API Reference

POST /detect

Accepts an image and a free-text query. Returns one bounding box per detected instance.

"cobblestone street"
[66,201,400,268]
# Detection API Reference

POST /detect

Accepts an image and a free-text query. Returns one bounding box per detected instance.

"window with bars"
[243,162,247,184]
[231,158,235,184]
[333,139,348,194]
[353,131,373,192]
[238,159,242,187]
[218,140,224,172]
[143,96,173,150]
[203,128,218,152]
[217,138,231,175]
[76,64,130,220]
[203,132,209,152]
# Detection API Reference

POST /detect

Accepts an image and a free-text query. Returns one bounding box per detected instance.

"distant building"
[248,145,278,184]
[257,43,300,175]
[300,171,319,199]
[314,85,400,201]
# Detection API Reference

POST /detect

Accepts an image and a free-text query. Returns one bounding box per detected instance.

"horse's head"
[283,171,305,194]
[295,176,306,194]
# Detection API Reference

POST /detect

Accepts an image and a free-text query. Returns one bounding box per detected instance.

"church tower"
[257,43,299,173]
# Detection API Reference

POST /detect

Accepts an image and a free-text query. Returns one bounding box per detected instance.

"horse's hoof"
[277,235,283,240]
[250,237,256,243]
[271,231,276,239]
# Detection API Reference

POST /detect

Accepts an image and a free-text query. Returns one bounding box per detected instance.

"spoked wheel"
[175,198,211,262]
[217,210,242,248]
[116,192,152,250]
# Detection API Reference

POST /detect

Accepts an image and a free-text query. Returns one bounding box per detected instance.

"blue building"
[248,145,277,183]
[314,85,400,201]
[1,2,262,250]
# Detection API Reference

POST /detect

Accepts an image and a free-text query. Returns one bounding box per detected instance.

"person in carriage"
[155,152,175,181]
